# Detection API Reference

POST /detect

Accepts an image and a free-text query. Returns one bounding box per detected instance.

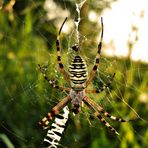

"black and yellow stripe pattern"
[69,55,88,90]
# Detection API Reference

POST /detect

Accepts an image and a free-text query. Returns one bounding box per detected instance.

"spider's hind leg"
[83,96,132,123]
[83,96,119,135]
[38,96,71,129]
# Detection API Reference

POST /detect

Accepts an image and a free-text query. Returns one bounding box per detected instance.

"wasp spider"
[38,17,135,136]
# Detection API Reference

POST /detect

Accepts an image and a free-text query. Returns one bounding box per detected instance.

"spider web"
[0,0,148,148]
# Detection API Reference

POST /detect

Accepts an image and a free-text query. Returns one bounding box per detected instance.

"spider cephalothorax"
[38,17,136,136]
[70,89,85,114]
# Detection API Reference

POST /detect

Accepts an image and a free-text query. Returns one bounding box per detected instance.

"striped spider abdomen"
[69,55,88,91]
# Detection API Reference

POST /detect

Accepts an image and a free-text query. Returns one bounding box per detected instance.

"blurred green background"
[0,0,148,148]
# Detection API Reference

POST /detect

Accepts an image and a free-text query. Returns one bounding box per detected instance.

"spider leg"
[83,96,129,123]
[83,96,119,135]
[86,17,103,87]
[86,73,115,94]
[56,17,70,82]
[38,64,70,93]
[38,96,71,129]
[85,97,137,122]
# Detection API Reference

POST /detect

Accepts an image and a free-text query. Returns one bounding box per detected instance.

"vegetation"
[0,0,147,148]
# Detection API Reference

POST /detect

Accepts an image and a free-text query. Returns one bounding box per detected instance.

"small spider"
[38,17,134,135]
